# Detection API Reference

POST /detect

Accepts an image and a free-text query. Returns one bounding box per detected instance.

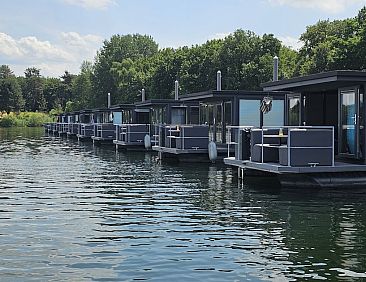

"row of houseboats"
[45,70,366,188]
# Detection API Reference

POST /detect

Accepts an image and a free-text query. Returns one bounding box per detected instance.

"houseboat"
[137,98,199,154]
[66,111,80,138]
[225,70,366,188]
[77,109,94,141]
[153,89,288,162]
[90,108,115,145]
[112,103,150,150]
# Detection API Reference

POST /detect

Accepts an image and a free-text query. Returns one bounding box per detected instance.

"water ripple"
[0,128,366,281]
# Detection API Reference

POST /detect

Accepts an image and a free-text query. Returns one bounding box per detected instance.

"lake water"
[1,128,366,281]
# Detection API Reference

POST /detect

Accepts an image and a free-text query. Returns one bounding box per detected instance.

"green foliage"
[92,34,159,107]
[0,75,25,112]
[23,67,46,111]
[0,112,53,127]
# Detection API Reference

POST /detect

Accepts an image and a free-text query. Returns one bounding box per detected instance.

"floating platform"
[225,157,366,188]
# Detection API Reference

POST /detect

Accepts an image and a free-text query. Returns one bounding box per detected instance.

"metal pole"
[273,56,279,81]
[217,70,222,91]
[175,80,179,100]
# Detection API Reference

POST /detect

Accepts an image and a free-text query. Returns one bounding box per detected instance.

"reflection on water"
[0,128,366,281]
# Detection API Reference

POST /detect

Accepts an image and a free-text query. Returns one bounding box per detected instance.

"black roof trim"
[261,70,366,91]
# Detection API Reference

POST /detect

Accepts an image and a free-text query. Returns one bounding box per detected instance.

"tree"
[0,65,14,79]
[71,61,94,110]
[23,67,46,111]
[92,34,159,107]
[0,76,24,112]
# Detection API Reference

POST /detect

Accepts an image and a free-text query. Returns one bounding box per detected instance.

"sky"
[1,0,366,77]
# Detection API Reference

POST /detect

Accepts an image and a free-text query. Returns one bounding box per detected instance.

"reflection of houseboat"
[154,90,288,162]
[225,71,366,188]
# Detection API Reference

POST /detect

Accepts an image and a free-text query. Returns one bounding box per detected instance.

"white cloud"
[0,32,23,57]
[62,0,115,10]
[278,36,303,50]
[211,32,231,40]
[19,36,72,61]
[268,0,366,13]
[0,31,103,77]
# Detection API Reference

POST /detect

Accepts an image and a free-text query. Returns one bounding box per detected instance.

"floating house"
[153,89,288,162]
[136,98,199,152]
[90,108,115,144]
[76,109,94,141]
[225,70,366,188]
[112,103,150,150]
[66,111,80,137]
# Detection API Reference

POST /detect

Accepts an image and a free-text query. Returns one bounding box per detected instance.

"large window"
[171,107,186,125]
[288,96,301,126]
[224,102,232,126]
[239,99,260,127]
[263,100,284,126]
[113,112,122,125]
[190,107,199,124]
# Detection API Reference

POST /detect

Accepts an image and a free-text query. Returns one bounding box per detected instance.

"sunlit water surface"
[1,128,366,281]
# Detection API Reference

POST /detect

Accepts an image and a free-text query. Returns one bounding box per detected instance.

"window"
[171,107,186,125]
[288,96,301,126]
[113,111,122,125]
[224,102,232,125]
[239,99,260,127]
[190,107,199,124]
[263,100,284,126]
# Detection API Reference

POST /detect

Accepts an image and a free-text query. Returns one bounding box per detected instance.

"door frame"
[338,86,361,159]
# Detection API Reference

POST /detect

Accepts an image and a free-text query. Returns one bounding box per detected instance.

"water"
[1,128,366,281]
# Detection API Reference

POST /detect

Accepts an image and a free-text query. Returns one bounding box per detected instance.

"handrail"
[259,126,334,167]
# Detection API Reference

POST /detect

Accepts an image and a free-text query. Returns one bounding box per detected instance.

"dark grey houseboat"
[112,103,150,150]
[136,98,199,153]
[90,108,115,144]
[153,89,287,162]
[66,111,80,138]
[76,109,94,141]
[225,70,366,188]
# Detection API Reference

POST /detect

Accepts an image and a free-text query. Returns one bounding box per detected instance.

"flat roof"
[135,99,195,107]
[179,90,289,101]
[262,70,366,91]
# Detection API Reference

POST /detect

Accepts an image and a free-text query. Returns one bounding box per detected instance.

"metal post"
[142,88,145,102]
[108,92,111,108]
[175,80,179,100]
[217,70,222,91]
[273,56,279,81]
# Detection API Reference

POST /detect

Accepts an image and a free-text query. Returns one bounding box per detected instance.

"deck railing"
[230,126,335,167]
[79,123,94,138]
[155,124,209,150]
[93,123,115,139]
[115,124,150,144]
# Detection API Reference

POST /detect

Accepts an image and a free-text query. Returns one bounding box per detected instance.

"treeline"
[1,7,366,113]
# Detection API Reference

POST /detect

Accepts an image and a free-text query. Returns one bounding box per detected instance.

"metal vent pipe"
[273,56,279,81]
[217,70,222,91]
[175,80,179,100]
[107,92,111,108]
[142,88,145,102]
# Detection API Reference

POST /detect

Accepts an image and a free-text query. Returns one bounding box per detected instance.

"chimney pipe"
[217,70,222,91]
[174,80,179,100]
[273,56,279,82]
[107,92,111,108]
[141,88,145,102]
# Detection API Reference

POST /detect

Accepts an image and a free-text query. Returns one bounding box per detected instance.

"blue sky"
[1,0,365,77]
